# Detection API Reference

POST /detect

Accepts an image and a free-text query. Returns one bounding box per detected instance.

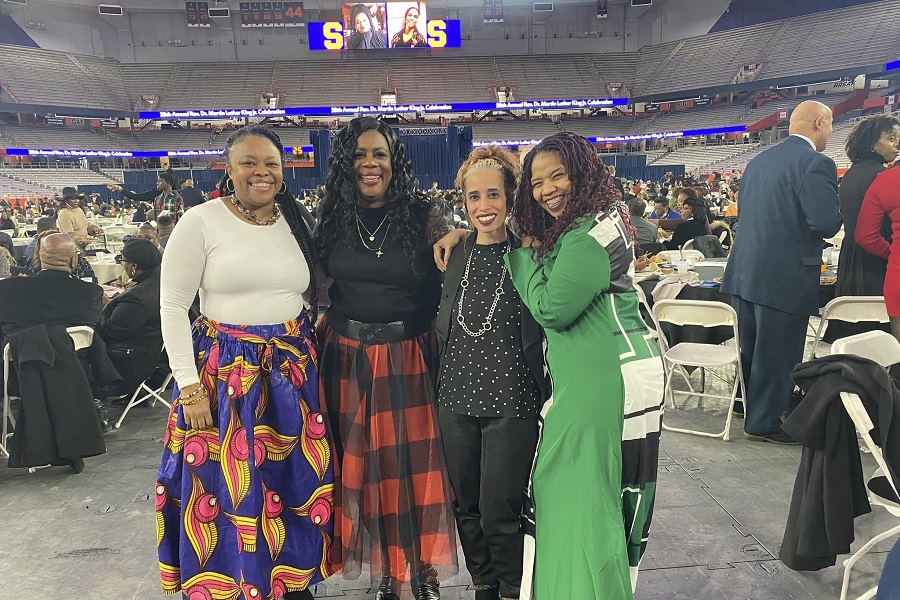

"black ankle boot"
[94,400,111,432]
[282,589,313,600]
[415,581,440,600]
[375,577,399,600]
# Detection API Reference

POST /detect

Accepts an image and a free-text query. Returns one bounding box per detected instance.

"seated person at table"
[131,202,152,223]
[649,196,680,220]
[98,239,162,398]
[156,214,174,248]
[57,187,103,244]
[32,229,96,282]
[629,198,660,246]
[0,209,19,236]
[135,223,164,255]
[25,217,57,273]
[664,196,712,250]
[0,234,101,334]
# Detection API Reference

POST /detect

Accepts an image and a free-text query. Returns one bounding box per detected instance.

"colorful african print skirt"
[318,317,459,591]
[156,315,336,598]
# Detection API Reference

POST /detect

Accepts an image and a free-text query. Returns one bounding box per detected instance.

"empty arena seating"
[0,1,895,113]
[0,172,56,197]
[0,124,121,149]
[647,105,748,133]
[387,57,497,104]
[471,118,562,142]
[648,143,762,172]
[0,166,117,188]
[276,58,387,107]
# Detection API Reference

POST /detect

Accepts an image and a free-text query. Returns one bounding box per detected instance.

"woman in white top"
[155,126,335,600]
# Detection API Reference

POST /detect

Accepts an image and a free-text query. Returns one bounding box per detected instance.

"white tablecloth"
[88,260,124,284]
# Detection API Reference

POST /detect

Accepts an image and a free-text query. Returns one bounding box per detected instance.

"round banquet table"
[637,262,838,347]
[88,259,124,285]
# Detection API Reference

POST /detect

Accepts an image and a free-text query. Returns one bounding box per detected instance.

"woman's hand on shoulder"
[521,236,541,249]
[433,228,468,272]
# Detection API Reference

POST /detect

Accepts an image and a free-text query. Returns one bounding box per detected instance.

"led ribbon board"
[139,97,629,120]
[309,19,461,50]
[4,146,314,157]
[471,125,747,147]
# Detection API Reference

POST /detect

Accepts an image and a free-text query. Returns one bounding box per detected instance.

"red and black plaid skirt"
[318,316,459,587]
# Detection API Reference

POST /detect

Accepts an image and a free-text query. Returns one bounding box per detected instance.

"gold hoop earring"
[225,178,235,194]
[279,182,288,195]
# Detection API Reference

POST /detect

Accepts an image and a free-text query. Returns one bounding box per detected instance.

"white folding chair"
[653,299,746,441]
[114,344,172,429]
[1,343,13,458]
[806,297,889,361]
[718,230,730,253]
[831,331,900,600]
[2,326,94,463]
[682,238,696,251]
[102,226,127,252]
[656,249,705,263]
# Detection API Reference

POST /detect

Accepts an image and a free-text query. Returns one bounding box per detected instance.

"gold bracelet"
[179,390,207,407]
[181,385,204,399]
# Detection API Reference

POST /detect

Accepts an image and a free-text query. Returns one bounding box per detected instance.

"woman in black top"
[346,3,387,49]
[836,115,900,296]
[664,196,710,250]
[434,146,546,600]
[98,238,162,397]
[316,117,456,600]
[824,114,900,342]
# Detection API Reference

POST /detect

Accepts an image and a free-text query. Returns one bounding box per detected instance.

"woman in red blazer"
[856,165,900,339]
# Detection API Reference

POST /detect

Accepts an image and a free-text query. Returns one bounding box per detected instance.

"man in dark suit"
[178,178,205,210]
[0,233,101,333]
[722,101,842,444]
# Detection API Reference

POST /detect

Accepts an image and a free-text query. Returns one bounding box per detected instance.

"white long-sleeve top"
[160,199,310,389]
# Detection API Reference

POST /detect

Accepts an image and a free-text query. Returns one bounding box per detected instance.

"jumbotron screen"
[309,2,461,50]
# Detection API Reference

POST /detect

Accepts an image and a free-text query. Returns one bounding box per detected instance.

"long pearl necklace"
[456,242,510,338]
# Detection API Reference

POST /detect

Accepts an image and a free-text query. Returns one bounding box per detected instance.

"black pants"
[732,296,809,436]
[438,406,538,599]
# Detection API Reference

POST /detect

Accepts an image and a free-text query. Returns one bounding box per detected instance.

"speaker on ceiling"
[209,7,230,18]
[533,2,553,12]
[631,0,652,5]
[98,5,123,15]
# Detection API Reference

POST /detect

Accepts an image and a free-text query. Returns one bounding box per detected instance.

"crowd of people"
[5,104,900,599]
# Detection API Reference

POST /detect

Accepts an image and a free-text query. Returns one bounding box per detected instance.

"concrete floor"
[0,362,894,600]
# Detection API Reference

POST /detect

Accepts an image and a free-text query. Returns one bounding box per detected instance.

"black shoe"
[94,401,112,432]
[69,457,85,473]
[732,400,745,418]
[474,584,499,600]
[282,589,313,600]
[743,431,799,446]
[415,581,440,600]
[376,577,399,600]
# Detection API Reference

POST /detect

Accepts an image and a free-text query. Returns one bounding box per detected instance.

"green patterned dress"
[505,211,664,599]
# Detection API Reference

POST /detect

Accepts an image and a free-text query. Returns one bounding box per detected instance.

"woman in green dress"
[506,133,664,599]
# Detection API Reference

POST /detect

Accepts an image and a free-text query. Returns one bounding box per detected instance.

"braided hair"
[513,132,634,262]
[222,125,320,322]
[315,116,430,268]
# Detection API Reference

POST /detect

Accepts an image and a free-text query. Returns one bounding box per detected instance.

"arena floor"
[0,367,892,600]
